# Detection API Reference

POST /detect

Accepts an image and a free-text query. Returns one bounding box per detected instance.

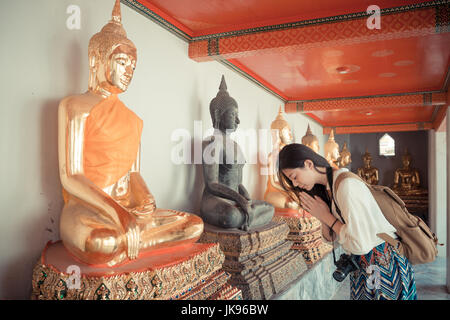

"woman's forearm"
[322,224,334,242]
[322,212,343,237]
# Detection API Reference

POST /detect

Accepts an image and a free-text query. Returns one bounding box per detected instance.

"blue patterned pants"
[350,242,417,300]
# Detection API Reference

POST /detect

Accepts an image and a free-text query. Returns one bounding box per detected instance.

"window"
[379,133,395,156]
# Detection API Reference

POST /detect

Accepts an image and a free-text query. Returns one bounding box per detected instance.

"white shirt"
[328,168,397,255]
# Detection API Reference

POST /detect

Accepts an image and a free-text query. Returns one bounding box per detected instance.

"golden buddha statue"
[392,148,426,195]
[263,107,299,210]
[338,142,352,168]
[301,124,320,154]
[58,0,203,267]
[357,149,379,185]
[324,129,340,169]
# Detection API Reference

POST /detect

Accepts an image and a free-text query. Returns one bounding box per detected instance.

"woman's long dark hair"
[277,143,333,210]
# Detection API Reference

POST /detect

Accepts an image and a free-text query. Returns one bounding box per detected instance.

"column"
[447,106,450,293]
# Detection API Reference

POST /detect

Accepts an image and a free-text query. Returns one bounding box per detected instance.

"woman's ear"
[304,159,314,170]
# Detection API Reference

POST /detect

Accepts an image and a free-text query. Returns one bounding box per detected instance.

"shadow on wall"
[187,100,207,215]
[171,76,211,215]
[39,99,64,245]
[65,40,83,94]
[254,106,268,200]
[2,37,83,299]
[1,99,64,299]
[163,97,205,215]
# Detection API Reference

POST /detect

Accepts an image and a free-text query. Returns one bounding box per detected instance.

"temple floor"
[331,256,449,300]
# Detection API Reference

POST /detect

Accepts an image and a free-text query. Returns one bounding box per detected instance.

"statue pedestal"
[396,192,429,225]
[199,221,307,300]
[273,245,345,300]
[273,209,333,265]
[31,241,242,300]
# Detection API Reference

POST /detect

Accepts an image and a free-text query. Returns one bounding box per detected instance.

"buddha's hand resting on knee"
[240,201,256,231]
[130,195,156,218]
[125,219,141,260]
[238,184,251,201]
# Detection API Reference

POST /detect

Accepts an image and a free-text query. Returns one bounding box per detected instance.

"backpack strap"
[333,171,403,252]
[332,171,363,224]
[376,232,402,252]
[334,171,367,191]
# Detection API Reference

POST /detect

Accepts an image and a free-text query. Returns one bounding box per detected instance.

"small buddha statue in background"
[393,148,426,195]
[58,0,203,267]
[200,76,274,231]
[324,130,340,169]
[301,124,320,154]
[357,149,379,185]
[338,142,352,168]
[263,107,299,210]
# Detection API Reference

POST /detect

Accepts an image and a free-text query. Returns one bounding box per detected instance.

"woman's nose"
[292,180,298,187]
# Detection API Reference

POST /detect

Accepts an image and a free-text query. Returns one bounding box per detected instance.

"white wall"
[428,130,447,257]
[0,0,324,299]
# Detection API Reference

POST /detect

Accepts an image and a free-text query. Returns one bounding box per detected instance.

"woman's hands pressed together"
[298,192,330,220]
[299,192,342,234]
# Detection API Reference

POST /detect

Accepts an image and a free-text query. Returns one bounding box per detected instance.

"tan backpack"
[333,171,439,265]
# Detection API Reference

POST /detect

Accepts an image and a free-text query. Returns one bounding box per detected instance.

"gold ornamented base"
[31,241,242,300]
[199,221,307,300]
[273,213,333,264]
[396,192,428,223]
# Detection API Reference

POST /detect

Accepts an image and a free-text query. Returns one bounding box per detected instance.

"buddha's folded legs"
[60,201,204,267]
[137,209,204,252]
[200,193,245,229]
[60,199,127,266]
[248,200,275,227]
[200,192,274,230]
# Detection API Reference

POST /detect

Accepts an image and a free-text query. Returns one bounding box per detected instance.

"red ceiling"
[231,35,450,101]
[138,0,436,36]
[134,0,449,133]
[313,105,436,127]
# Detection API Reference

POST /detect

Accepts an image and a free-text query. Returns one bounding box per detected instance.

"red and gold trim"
[189,7,437,61]
[285,92,447,113]
[323,122,434,134]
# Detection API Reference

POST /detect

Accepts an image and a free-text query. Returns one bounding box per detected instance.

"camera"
[332,253,360,282]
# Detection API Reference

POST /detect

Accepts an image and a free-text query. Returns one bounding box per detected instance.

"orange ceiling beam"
[189,7,437,62]
[284,92,447,113]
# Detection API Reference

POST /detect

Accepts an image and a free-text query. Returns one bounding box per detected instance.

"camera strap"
[328,168,346,224]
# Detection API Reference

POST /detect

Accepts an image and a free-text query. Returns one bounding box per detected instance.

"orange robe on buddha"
[84,94,143,189]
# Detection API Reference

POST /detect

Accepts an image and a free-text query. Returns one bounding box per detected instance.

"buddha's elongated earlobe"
[88,55,97,91]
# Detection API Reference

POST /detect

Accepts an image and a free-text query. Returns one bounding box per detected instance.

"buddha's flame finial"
[215,75,231,99]
[363,148,372,160]
[342,142,348,151]
[112,0,122,24]
[275,106,286,121]
[219,75,227,91]
[329,129,335,140]
[306,124,312,135]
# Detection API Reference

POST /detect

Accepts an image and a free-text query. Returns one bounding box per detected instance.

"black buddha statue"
[200,76,274,231]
